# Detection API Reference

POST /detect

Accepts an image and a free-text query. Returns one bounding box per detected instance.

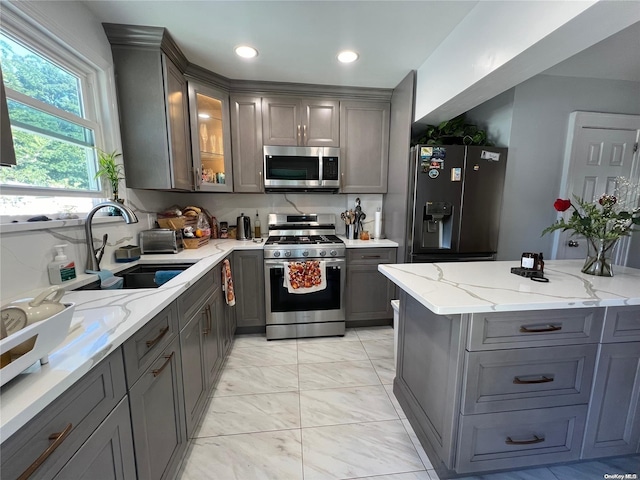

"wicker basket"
[183,237,209,249]
[157,216,186,230]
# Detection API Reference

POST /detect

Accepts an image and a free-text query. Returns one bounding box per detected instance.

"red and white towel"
[222,259,235,306]
[283,261,326,294]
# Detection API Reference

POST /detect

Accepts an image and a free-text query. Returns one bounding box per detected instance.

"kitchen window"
[0,25,107,218]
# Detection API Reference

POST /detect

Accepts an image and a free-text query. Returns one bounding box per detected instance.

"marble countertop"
[379,260,640,315]
[0,235,397,442]
[338,236,399,248]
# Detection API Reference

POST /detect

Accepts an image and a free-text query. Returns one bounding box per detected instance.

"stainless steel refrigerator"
[406,145,508,263]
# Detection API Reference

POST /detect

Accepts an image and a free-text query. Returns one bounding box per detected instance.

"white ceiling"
[80,1,639,91]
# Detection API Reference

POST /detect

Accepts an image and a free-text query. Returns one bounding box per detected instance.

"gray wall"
[467,74,640,261]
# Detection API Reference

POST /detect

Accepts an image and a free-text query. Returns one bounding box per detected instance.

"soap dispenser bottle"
[48,244,77,284]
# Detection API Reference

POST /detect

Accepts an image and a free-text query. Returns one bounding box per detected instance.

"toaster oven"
[139,229,182,254]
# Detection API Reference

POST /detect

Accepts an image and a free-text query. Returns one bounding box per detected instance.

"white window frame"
[0,4,116,219]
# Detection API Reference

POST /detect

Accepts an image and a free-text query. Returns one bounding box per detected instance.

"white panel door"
[554,112,639,262]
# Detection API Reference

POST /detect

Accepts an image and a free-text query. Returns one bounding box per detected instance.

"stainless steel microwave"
[263,146,340,192]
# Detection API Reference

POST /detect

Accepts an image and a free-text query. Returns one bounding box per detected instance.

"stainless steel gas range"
[264,213,346,340]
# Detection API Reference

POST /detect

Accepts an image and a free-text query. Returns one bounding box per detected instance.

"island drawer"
[601,306,640,343]
[177,268,217,328]
[346,247,397,264]
[467,308,604,351]
[0,349,126,480]
[455,405,587,474]
[123,301,178,386]
[462,344,597,414]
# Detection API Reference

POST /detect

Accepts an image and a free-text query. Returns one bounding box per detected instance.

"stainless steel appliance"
[139,229,181,254]
[407,145,508,263]
[263,146,340,192]
[236,213,252,240]
[264,213,345,340]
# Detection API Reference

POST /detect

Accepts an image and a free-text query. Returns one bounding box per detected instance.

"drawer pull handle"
[361,255,382,259]
[513,375,554,384]
[505,435,545,445]
[18,423,73,480]
[151,352,174,377]
[202,306,210,335]
[146,326,170,348]
[519,324,562,333]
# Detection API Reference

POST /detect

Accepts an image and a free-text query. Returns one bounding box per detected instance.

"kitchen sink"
[74,263,194,290]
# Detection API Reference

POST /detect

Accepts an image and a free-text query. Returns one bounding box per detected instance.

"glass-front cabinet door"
[188,82,233,191]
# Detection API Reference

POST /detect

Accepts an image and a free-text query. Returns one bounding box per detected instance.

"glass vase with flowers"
[542,178,640,276]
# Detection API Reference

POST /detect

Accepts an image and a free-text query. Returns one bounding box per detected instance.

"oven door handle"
[265,259,345,268]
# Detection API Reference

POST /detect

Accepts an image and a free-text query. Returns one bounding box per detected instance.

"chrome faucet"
[85,201,138,272]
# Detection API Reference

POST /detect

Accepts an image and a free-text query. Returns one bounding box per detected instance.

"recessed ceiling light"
[198,113,211,119]
[235,45,258,59]
[337,50,359,63]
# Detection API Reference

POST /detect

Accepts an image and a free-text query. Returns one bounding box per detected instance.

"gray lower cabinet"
[180,302,210,438]
[128,335,186,480]
[104,25,192,191]
[230,95,264,193]
[346,248,396,325]
[393,293,635,477]
[233,250,266,330]
[0,349,129,480]
[582,341,640,458]
[53,397,136,480]
[340,101,390,193]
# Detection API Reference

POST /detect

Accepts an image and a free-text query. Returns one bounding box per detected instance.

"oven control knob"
[284,251,291,258]
[273,251,281,258]
[302,250,309,257]
[330,249,337,256]
[320,250,326,257]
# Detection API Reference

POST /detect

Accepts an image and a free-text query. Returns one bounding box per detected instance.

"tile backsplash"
[0,190,383,301]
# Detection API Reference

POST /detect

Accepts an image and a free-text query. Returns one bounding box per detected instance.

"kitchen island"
[378,260,640,478]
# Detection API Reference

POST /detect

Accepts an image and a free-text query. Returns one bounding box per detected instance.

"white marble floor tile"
[232,333,296,348]
[299,360,381,390]
[302,420,424,480]
[384,384,407,419]
[351,472,432,480]
[296,328,360,344]
[371,356,396,384]
[225,343,298,368]
[214,364,298,396]
[195,392,300,437]
[356,326,395,341]
[180,429,303,480]
[297,340,369,364]
[401,418,433,470]
[300,385,398,427]
[362,338,395,359]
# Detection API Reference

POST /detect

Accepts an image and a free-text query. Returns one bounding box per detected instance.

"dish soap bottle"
[254,211,261,238]
[48,244,77,284]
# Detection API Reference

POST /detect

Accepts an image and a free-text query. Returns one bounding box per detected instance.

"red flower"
[553,199,572,212]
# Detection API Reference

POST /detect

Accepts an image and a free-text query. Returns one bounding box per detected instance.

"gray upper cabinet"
[230,95,264,193]
[104,24,193,190]
[340,101,390,193]
[1,67,16,167]
[262,97,339,147]
[188,81,233,192]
